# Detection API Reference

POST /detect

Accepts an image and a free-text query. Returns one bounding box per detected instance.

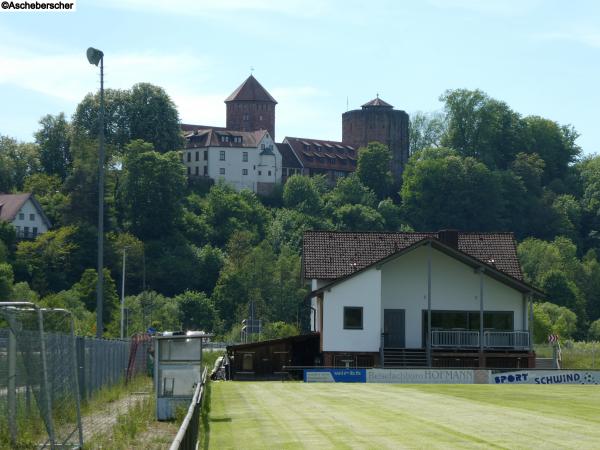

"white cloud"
[536,27,600,49]
[0,48,210,104]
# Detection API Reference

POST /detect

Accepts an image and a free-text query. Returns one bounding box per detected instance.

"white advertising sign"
[367,369,475,384]
[490,370,600,385]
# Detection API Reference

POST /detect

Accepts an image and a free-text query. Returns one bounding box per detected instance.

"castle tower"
[225,75,277,139]
[342,96,409,184]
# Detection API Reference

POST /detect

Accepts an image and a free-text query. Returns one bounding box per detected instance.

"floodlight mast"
[87,47,105,338]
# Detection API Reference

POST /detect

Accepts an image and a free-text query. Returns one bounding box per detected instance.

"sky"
[1,0,599,154]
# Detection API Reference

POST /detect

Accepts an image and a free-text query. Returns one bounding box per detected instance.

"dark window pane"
[344,307,363,329]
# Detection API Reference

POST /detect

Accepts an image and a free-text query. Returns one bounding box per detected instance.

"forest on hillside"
[1,84,600,343]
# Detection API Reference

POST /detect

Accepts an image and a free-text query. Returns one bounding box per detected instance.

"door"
[384,309,405,348]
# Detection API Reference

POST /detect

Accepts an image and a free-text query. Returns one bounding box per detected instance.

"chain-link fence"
[0,302,151,449]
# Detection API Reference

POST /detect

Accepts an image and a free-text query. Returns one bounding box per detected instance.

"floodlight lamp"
[86,47,104,66]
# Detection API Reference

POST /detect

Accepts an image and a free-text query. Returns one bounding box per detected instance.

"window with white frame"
[243,152,248,162]
[242,169,248,175]
[220,151,226,161]
[219,168,225,175]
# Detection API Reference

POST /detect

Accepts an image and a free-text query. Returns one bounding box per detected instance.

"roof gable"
[225,75,277,103]
[0,193,32,222]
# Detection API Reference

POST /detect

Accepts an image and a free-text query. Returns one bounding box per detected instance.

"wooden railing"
[169,367,208,450]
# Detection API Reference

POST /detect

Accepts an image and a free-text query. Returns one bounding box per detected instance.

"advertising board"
[490,370,600,385]
[304,369,367,383]
[367,369,475,384]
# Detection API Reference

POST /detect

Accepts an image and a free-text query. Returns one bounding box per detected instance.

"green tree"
[73,268,119,325]
[333,204,384,231]
[0,263,14,301]
[409,111,447,154]
[23,173,68,227]
[282,175,322,215]
[589,319,600,340]
[0,136,40,191]
[401,148,503,230]
[533,302,577,343]
[120,140,186,240]
[34,113,72,179]
[356,142,393,198]
[262,321,300,340]
[326,174,377,210]
[267,208,330,253]
[540,270,586,335]
[440,89,525,169]
[377,199,406,231]
[176,290,218,332]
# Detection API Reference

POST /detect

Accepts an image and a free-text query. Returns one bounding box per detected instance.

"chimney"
[438,229,459,249]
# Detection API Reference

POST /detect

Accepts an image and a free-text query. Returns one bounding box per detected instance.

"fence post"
[77,337,86,400]
[7,315,17,446]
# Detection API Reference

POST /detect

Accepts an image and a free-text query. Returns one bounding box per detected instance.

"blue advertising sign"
[304,368,367,383]
[491,370,600,385]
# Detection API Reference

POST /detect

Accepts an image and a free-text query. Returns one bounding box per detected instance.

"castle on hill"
[181,75,409,194]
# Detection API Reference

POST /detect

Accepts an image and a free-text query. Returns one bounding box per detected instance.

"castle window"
[220,151,226,161]
[243,169,248,175]
[195,151,199,161]
[203,166,208,175]
[219,168,225,175]
[243,114,249,121]
[204,151,208,161]
[258,170,262,176]
[268,170,271,176]
[233,136,243,144]
[187,152,191,162]
[220,135,230,143]
[195,166,199,175]
[187,167,191,175]
[243,152,248,162]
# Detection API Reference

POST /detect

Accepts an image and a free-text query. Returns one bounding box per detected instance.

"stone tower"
[225,75,277,139]
[342,96,409,184]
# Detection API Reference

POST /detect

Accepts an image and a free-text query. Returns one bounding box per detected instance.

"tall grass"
[535,341,600,369]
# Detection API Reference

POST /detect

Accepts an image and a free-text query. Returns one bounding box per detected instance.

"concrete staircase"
[383,348,427,367]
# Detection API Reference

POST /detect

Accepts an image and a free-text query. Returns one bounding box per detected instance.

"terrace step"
[383,349,427,368]
[535,358,557,369]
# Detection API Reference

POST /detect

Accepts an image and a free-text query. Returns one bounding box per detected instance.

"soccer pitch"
[205,382,600,449]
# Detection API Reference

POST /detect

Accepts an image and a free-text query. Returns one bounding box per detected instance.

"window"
[243,114,249,121]
[344,307,363,330]
[258,170,262,176]
[220,151,226,161]
[203,166,208,176]
[204,151,208,161]
[19,213,24,220]
[195,166,199,175]
[195,151,199,161]
[243,152,248,162]
[242,169,248,175]
[32,227,38,237]
[259,115,263,121]
[187,167,191,175]
[233,136,242,144]
[220,135,230,143]
[30,213,35,221]
[187,152,191,162]
[268,170,271,176]
[24,227,30,238]
[219,168,225,175]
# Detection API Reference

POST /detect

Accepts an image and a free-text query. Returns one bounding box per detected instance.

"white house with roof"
[303,230,544,369]
[0,193,51,239]
[183,128,282,194]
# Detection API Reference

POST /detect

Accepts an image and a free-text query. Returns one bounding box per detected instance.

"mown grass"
[206,382,600,449]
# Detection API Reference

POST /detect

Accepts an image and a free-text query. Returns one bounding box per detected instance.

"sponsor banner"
[367,369,474,384]
[491,370,600,385]
[304,369,366,383]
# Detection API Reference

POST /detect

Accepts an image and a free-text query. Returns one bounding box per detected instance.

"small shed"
[227,333,320,380]
[154,331,211,420]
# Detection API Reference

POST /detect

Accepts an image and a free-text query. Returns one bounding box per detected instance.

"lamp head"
[86,47,104,66]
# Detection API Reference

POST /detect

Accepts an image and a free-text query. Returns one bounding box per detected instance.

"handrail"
[169,366,208,450]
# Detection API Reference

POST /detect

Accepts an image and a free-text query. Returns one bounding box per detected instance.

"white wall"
[381,245,525,348]
[311,279,330,332]
[322,268,381,352]
[11,199,48,237]
[183,133,282,193]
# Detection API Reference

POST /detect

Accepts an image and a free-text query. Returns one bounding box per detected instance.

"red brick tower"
[342,96,409,185]
[225,75,277,139]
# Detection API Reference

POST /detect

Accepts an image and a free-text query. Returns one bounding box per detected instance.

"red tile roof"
[225,75,277,103]
[302,231,524,281]
[0,193,31,222]
[284,137,356,172]
[362,96,393,108]
[276,143,303,169]
[184,128,268,148]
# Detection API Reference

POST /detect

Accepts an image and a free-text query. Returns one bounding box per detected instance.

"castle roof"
[362,96,393,109]
[184,127,269,148]
[284,137,357,172]
[225,75,277,103]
